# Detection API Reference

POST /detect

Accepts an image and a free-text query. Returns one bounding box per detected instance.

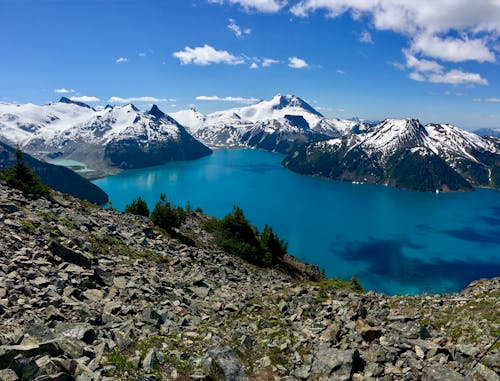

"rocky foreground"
[0,182,498,381]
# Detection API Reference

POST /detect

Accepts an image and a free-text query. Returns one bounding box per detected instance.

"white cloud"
[336,69,345,75]
[115,57,128,63]
[138,52,147,57]
[108,96,175,103]
[173,44,244,65]
[208,0,285,13]
[427,70,488,85]
[70,96,100,102]
[54,88,74,94]
[359,30,373,44]
[196,95,259,104]
[290,1,499,63]
[262,58,280,67]
[403,52,488,86]
[404,52,443,73]
[412,34,495,63]
[228,18,252,38]
[288,56,309,69]
[473,97,500,103]
[250,62,259,69]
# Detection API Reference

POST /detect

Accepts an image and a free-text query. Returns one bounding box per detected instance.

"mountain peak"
[58,97,92,109]
[148,104,166,119]
[270,94,323,117]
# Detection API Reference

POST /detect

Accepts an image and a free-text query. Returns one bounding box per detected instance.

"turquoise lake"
[94,149,500,295]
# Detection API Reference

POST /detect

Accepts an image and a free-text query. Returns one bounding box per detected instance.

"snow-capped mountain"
[0,98,211,175]
[169,94,361,153]
[283,118,500,192]
[169,108,207,133]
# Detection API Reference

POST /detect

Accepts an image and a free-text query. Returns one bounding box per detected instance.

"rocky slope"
[283,119,500,192]
[0,182,498,380]
[0,99,212,177]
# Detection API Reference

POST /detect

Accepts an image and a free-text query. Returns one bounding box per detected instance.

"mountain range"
[1,94,499,193]
[0,97,211,177]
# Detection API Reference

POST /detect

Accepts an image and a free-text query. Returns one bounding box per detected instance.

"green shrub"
[150,193,186,232]
[125,196,150,217]
[0,148,50,196]
[208,205,288,267]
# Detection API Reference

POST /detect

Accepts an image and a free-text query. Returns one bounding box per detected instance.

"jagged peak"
[58,97,92,109]
[148,104,166,119]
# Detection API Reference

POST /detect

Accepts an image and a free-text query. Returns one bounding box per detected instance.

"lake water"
[94,149,500,295]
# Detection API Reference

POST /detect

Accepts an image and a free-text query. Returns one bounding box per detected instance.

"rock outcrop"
[0,183,498,380]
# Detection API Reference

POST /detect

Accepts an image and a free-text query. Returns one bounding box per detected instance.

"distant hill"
[0,141,108,204]
[474,128,500,138]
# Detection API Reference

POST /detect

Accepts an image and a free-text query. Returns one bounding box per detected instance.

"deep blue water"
[94,149,500,295]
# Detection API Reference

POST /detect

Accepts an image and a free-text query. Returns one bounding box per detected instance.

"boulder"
[422,366,465,381]
[49,241,92,269]
[203,347,246,381]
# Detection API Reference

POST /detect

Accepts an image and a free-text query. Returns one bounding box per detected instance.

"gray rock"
[468,363,500,381]
[310,347,359,381]
[482,352,500,372]
[81,289,103,302]
[93,268,114,287]
[142,348,160,369]
[203,347,246,381]
[0,204,19,214]
[49,241,92,269]
[0,369,19,381]
[422,365,465,381]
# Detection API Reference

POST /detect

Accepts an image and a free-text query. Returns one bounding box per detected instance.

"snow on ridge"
[0,100,183,149]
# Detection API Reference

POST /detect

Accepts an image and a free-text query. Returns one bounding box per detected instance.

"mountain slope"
[171,94,355,153]
[0,99,212,176]
[283,118,500,192]
[0,141,108,203]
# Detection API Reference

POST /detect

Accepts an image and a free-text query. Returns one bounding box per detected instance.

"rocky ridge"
[0,182,498,380]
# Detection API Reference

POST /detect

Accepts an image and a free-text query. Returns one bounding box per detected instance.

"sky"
[0,0,499,130]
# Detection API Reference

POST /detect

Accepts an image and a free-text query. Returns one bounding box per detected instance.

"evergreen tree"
[0,148,50,196]
[150,193,186,231]
[260,224,288,264]
[125,196,150,217]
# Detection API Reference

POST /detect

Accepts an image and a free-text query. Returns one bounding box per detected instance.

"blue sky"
[1,0,499,129]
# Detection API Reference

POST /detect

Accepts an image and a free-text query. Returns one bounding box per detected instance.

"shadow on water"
[481,216,500,227]
[490,206,500,217]
[331,236,500,294]
[417,219,500,244]
[444,228,500,244]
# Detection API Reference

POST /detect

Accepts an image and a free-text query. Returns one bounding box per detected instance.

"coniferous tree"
[125,196,150,217]
[0,148,50,196]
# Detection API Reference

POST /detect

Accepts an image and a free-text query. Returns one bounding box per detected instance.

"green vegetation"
[20,219,36,233]
[204,206,288,267]
[125,196,150,217]
[388,151,473,192]
[89,233,167,263]
[0,148,50,196]
[105,349,134,373]
[150,193,186,232]
[312,276,365,302]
